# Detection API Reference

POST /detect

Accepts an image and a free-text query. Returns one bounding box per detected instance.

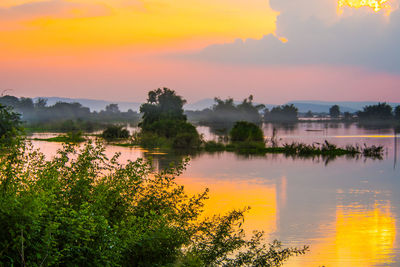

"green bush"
[204,141,226,152]
[102,125,130,140]
[0,141,307,266]
[229,121,264,143]
[0,104,22,148]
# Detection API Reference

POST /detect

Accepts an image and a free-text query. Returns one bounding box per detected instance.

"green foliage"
[264,104,298,122]
[329,105,340,118]
[226,142,268,155]
[139,89,201,150]
[140,88,187,129]
[34,131,86,143]
[172,126,201,149]
[102,125,130,141]
[0,141,308,266]
[230,121,264,143]
[0,104,23,148]
[204,141,226,152]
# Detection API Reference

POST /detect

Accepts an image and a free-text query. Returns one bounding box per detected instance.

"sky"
[0,0,399,104]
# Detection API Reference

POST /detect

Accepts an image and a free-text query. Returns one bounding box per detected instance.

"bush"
[0,104,22,148]
[102,125,130,140]
[141,120,201,149]
[204,141,226,152]
[0,141,307,266]
[229,121,264,143]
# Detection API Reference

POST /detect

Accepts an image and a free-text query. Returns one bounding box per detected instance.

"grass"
[32,131,86,143]
[32,130,384,159]
[203,140,384,158]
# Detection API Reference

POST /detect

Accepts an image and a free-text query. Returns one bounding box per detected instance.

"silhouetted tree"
[105,104,120,114]
[343,112,352,121]
[34,98,47,109]
[264,104,298,122]
[329,105,340,118]
[305,110,313,118]
[394,105,400,121]
[357,103,393,122]
[188,96,264,125]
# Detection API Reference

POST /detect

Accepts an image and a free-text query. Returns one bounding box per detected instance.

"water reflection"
[288,190,397,266]
[28,124,400,266]
[176,176,279,236]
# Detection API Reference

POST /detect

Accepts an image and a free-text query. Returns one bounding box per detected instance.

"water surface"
[31,123,400,266]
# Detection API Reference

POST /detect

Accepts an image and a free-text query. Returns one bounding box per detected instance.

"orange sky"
[1,0,400,103]
[0,0,278,58]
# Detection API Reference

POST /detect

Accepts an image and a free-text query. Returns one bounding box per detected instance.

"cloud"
[187,0,400,72]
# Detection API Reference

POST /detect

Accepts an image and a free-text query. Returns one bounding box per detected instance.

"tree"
[140,88,187,129]
[357,103,393,122]
[139,88,200,149]
[101,125,130,140]
[305,110,313,118]
[105,103,120,114]
[394,105,400,121]
[329,105,340,118]
[264,104,298,122]
[343,112,352,121]
[34,98,47,109]
[0,104,22,147]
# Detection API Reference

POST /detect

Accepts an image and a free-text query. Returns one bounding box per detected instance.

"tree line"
[0,95,139,132]
[2,93,400,133]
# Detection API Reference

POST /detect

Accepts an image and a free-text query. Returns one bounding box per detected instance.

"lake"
[30,122,400,266]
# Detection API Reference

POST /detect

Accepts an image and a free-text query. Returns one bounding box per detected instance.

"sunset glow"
[1,0,399,103]
[0,0,277,56]
[338,0,393,12]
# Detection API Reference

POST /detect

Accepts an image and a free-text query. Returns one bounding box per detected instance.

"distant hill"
[35,97,141,112]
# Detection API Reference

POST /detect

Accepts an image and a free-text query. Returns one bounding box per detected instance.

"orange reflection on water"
[177,177,278,235]
[289,200,396,266]
[333,202,396,265]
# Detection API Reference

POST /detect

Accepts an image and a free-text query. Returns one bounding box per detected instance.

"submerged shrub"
[102,125,130,140]
[230,121,264,143]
